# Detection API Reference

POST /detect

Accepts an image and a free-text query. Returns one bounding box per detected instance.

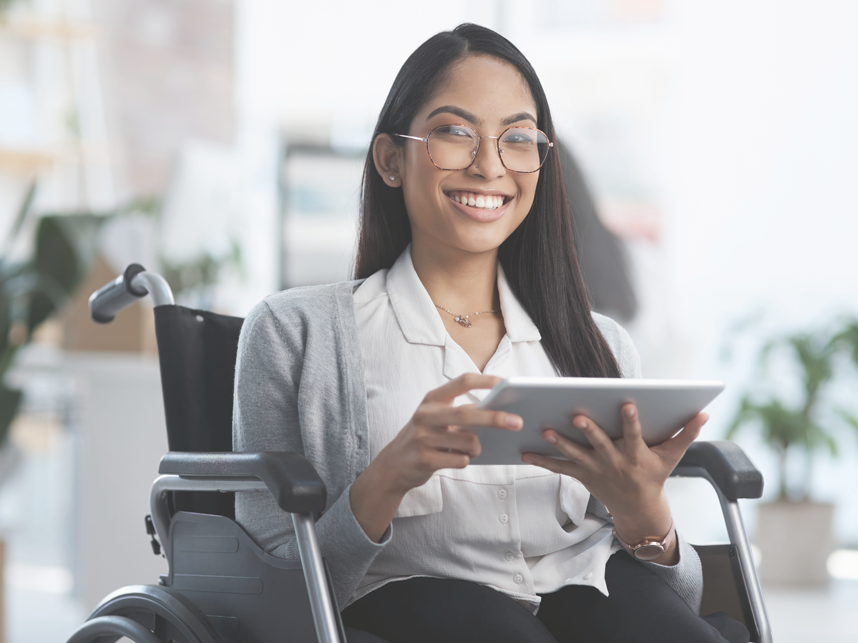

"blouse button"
[505,551,515,562]
[513,573,524,584]
[497,488,508,499]
[499,513,509,524]
[584,572,594,580]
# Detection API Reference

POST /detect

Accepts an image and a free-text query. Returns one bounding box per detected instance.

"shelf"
[0,17,99,42]
[0,148,53,173]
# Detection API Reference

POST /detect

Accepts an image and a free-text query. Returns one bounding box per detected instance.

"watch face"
[633,543,666,561]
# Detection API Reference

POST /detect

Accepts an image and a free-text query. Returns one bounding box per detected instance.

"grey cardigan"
[233,282,704,612]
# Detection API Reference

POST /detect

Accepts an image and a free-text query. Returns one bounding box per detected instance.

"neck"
[410,239,500,313]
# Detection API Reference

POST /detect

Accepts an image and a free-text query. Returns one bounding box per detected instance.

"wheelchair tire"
[69,584,225,643]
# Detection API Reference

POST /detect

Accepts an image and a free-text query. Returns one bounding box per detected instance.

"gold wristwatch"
[613,519,675,561]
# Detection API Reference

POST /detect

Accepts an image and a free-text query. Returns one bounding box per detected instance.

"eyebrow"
[425,105,537,127]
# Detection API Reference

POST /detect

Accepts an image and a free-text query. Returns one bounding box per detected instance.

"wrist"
[370,447,418,497]
[350,459,408,543]
[613,518,676,562]
[359,455,410,502]
[607,490,671,543]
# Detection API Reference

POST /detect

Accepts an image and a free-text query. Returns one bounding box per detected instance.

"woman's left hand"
[521,404,709,565]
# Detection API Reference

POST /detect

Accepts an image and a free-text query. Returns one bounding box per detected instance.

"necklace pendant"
[455,316,472,328]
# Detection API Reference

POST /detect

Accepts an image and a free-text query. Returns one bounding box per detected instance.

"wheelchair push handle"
[89,263,175,323]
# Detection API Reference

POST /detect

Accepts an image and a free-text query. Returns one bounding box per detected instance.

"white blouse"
[351,246,630,612]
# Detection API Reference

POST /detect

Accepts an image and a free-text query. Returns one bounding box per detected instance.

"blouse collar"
[386,244,541,347]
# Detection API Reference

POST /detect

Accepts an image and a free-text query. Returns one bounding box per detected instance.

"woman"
[234,24,747,643]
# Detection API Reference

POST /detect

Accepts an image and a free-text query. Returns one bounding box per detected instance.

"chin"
[444,228,516,256]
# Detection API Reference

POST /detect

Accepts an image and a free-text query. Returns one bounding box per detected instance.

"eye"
[502,130,537,144]
[435,125,474,138]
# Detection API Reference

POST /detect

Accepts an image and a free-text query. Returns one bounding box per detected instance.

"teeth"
[448,192,504,210]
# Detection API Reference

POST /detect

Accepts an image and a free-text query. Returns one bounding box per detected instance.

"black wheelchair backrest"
[153,305,244,517]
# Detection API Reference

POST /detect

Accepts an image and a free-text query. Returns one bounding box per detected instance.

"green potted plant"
[1,184,244,464]
[726,319,858,584]
[0,183,103,475]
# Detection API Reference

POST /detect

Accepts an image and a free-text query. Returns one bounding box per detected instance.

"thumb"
[656,412,708,466]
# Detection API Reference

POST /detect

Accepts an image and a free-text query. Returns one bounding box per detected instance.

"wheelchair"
[65,264,773,643]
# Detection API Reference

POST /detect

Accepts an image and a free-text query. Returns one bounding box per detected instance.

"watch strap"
[613,519,675,561]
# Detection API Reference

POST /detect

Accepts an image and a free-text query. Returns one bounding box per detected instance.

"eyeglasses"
[394,124,553,174]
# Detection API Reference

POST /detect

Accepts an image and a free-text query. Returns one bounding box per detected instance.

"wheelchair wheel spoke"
[152,613,165,638]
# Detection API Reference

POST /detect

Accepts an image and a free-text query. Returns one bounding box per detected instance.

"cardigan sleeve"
[639,532,704,614]
[232,297,389,609]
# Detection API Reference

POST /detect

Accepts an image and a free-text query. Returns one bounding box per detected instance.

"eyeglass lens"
[428,125,550,173]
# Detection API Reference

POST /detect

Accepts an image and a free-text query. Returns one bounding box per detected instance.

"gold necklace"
[434,304,499,328]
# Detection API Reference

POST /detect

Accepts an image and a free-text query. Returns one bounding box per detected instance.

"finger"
[424,449,472,470]
[617,403,649,461]
[520,452,586,479]
[657,412,709,464]
[620,403,644,444]
[569,414,616,456]
[423,373,503,404]
[416,402,522,432]
[423,429,482,459]
[542,428,596,465]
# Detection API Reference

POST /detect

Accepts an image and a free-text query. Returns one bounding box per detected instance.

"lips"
[445,189,512,223]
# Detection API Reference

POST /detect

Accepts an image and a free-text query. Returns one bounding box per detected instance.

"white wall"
[664,0,858,542]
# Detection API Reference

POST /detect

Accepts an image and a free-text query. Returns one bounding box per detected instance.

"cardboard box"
[61,255,158,354]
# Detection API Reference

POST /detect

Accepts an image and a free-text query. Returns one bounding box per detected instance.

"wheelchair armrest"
[672,441,763,501]
[158,451,326,514]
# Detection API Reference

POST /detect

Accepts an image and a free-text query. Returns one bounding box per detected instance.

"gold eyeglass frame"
[394,124,554,174]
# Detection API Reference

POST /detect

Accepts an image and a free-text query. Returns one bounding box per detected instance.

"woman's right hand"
[350,373,523,542]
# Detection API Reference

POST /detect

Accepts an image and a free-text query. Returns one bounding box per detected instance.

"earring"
[389,175,396,181]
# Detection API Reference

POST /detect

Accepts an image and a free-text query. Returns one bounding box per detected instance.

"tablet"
[470,377,724,465]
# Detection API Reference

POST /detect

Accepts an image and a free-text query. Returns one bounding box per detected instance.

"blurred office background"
[0,0,857,641]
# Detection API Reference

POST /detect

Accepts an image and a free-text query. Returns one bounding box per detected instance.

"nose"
[468,136,505,179]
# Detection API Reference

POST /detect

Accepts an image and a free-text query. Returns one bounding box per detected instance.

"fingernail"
[575,418,588,429]
[522,455,534,464]
[506,415,523,429]
[544,432,557,444]
[623,406,635,419]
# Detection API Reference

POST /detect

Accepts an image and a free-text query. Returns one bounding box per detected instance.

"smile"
[445,190,510,211]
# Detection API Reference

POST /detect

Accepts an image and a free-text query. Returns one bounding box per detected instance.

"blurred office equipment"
[278,142,364,289]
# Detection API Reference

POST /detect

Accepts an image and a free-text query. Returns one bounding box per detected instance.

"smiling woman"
[233,23,748,643]
[376,57,540,250]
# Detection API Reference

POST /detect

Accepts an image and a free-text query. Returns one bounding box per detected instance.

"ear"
[373,134,404,187]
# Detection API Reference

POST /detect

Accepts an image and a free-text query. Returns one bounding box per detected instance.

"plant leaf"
[0,385,23,448]
[26,214,103,331]
[0,181,37,266]
[833,320,858,368]
[836,408,858,437]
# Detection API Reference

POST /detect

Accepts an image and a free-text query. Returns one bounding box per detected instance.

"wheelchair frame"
[150,476,340,643]
[66,265,773,643]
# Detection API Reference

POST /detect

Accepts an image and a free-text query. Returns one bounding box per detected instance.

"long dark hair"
[355,24,621,378]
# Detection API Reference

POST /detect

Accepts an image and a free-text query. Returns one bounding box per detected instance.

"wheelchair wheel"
[67,584,225,643]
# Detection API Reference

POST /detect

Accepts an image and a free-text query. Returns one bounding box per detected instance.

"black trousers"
[342,552,750,643]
